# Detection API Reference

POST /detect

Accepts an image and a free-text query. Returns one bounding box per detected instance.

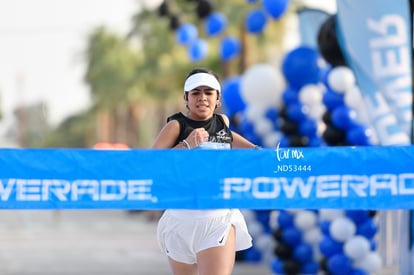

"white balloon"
[353,252,383,273]
[330,217,356,242]
[269,211,279,230]
[254,233,275,252]
[344,235,371,260]
[307,104,326,120]
[241,64,285,108]
[294,210,317,231]
[244,106,264,122]
[247,220,264,238]
[263,131,282,148]
[328,66,356,93]
[317,121,327,136]
[299,84,323,106]
[312,243,323,261]
[254,118,273,136]
[355,108,371,125]
[344,85,363,109]
[319,209,344,221]
[343,85,375,127]
[303,227,323,245]
[286,209,301,215]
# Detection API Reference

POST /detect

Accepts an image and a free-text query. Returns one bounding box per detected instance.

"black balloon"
[274,243,293,260]
[273,228,284,242]
[158,1,170,17]
[280,119,298,135]
[289,135,308,147]
[279,105,289,120]
[320,257,329,272]
[322,111,332,125]
[323,125,347,146]
[169,14,181,30]
[369,210,377,217]
[322,110,349,145]
[196,0,213,19]
[283,259,301,275]
[317,15,347,67]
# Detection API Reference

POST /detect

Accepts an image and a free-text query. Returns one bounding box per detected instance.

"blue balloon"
[293,242,313,263]
[302,261,319,274]
[282,227,302,246]
[287,102,307,123]
[299,118,317,137]
[321,66,332,85]
[238,119,263,145]
[323,90,344,111]
[356,219,378,239]
[265,107,278,121]
[308,136,326,147]
[205,12,227,37]
[345,210,370,224]
[370,239,377,250]
[263,0,289,19]
[243,246,262,263]
[319,220,331,235]
[220,36,241,61]
[282,46,322,89]
[176,23,198,45]
[319,236,343,258]
[239,115,255,134]
[327,253,353,275]
[222,77,246,116]
[245,9,268,34]
[351,269,369,275]
[346,124,371,145]
[277,210,294,229]
[282,87,299,105]
[279,135,290,147]
[188,39,208,62]
[331,105,357,130]
[255,210,272,233]
[271,258,285,274]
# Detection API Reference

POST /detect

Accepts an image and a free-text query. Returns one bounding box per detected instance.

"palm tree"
[84,27,140,146]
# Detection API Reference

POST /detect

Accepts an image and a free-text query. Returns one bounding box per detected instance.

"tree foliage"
[39,109,97,148]
[85,27,140,109]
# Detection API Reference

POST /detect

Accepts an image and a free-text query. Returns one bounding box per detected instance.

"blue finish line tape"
[0,146,413,210]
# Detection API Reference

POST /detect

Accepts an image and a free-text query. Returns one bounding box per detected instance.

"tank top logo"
[209,128,231,143]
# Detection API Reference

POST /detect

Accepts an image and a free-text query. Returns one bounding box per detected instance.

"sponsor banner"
[0,146,414,209]
[297,8,331,49]
[336,0,412,145]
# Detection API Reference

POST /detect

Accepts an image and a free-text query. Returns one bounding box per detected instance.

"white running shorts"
[156,209,252,264]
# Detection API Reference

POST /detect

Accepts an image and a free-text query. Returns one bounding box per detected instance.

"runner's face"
[186,86,218,120]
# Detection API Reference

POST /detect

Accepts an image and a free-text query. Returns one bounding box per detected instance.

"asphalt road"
[0,210,270,275]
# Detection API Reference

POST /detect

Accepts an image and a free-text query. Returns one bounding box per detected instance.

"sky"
[0,0,154,126]
[0,0,335,127]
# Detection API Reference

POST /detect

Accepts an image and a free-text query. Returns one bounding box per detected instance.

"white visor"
[184,73,221,93]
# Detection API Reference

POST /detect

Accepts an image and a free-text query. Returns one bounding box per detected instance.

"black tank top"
[167,112,233,147]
